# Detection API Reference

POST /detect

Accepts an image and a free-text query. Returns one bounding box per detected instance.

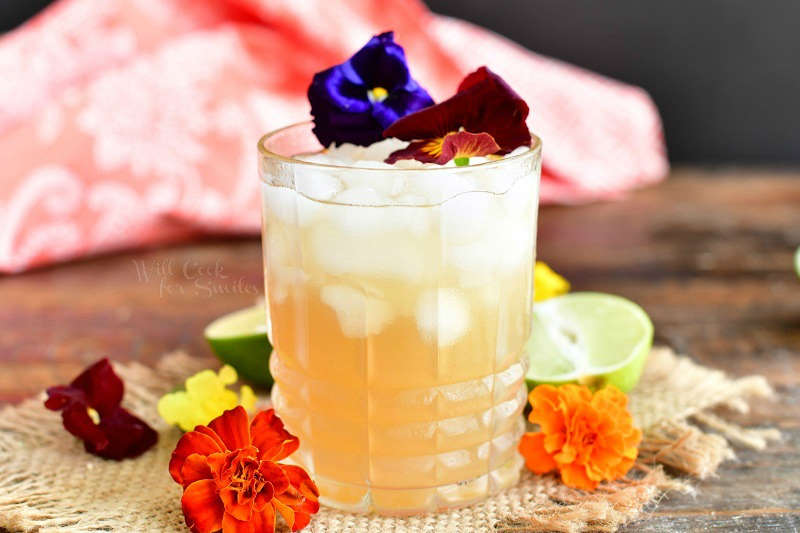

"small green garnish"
[454,157,470,167]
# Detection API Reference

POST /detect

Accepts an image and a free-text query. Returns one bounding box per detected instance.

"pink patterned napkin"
[0,0,668,273]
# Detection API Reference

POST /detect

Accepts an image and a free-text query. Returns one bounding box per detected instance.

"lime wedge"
[524,292,653,392]
[205,305,273,386]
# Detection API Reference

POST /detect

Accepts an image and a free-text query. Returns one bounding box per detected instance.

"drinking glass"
[258,122,541,515]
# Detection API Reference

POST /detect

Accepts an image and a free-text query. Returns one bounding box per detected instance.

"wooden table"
[1,168,798,531]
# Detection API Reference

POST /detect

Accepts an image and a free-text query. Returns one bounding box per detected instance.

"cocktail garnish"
[385,130,500,166]
[157,365,256,432]
[44,358,157,460]
[534,261,570,301]
[170,406,319,532]
[308,31,434,148]
[518,384,641,491]
[384,66,531,165]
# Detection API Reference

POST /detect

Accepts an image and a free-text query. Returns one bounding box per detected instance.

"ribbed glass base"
[306,425,525,515]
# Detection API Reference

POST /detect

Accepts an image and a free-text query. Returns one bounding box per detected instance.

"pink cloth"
[0,0,668,273]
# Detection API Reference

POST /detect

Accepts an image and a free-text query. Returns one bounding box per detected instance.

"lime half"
[205,305,273,386]
[524,292,653,392]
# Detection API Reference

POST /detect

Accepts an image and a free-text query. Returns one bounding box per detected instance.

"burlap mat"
[0,347,779,532]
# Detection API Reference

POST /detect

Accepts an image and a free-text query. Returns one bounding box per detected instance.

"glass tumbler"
[258,122,542,515]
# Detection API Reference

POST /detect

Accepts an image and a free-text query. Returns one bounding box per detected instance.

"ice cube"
[415,288,471,346]
[394,193,429,206]
[500,174,538,217]
[328,142,366,161]
[336,167,404,198]
[327,188,430,236]
[446,213,535,284]
[507,145,531,157]
[294,152,337,164]
[295,194,327,227]
[348,160,394,169]
[268,279,289,304]
[406,173,477,204]
[334,186,387,206]
[261,184,297,225]
[361,138,408,161]
[264,228,306,304]
[446,239,498,286]
[494,214,535,271]
[441,191,493,244]
[265,228,292,270]
[391,158,428,169]
[310,225,429,282]
[329,188,389,235]
[295,169,343,201]
[320,284,395,338]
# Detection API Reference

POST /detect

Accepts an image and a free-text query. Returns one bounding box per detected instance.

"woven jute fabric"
[0,347,779,533]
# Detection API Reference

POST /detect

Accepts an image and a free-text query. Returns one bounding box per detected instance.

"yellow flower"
[158,365,256,431]
[534,261,570,301]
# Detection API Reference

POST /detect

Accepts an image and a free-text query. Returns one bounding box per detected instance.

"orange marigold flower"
[169,406,319,533]
[518,384,642,491]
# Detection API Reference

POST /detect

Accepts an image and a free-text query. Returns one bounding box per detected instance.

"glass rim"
[257,121,542,174]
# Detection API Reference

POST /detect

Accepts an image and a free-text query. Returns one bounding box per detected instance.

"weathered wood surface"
[1,168,799,531]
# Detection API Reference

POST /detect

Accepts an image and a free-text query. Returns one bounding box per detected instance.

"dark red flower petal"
[182,479,225,533]
[382,93,464,141]
[44,384,86,411]
[383,66,531,159]
[60,401,109,451]
[385,131,500,165]
[69,358,124,417]
[45,359,156,461]
[250,409,299,462]
[208,406,251,452]
[384,139,440,164]
[440,131,501,163]
[457,67,531,154]
[90,406,158,460]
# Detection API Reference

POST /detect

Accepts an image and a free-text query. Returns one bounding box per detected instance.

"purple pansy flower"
[308,31,434,147]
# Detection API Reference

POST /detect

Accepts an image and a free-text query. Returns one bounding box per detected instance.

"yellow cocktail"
[259,123,541,514]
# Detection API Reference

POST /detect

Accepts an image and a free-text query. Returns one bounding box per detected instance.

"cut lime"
[205,305,273,387]
[524,292,653,393]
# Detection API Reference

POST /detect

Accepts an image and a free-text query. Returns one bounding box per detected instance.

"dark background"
[3,0,799,164]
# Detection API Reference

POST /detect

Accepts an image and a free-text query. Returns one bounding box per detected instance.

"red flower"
[44,358,157,460]
[170,406,319,533]
[383,66,531,165]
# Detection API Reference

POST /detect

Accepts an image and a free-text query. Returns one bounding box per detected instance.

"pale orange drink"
[259,122,541,514]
